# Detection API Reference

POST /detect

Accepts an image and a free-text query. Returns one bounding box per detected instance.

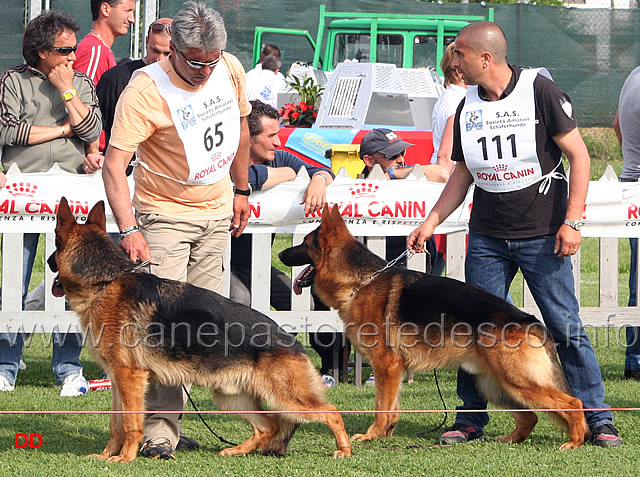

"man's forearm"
[102,148,137,230]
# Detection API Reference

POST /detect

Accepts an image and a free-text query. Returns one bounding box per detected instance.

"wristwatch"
[563,219,584,231]
[233,187,251,196]
[61,89,77,101]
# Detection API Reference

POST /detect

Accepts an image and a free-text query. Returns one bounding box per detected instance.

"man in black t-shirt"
[408,21,621,448]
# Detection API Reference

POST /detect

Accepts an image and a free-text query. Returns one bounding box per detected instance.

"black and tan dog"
[47,198,352,462]
[279,204,586,450]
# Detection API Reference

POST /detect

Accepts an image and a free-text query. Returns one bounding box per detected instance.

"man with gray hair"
[103,1,251,459]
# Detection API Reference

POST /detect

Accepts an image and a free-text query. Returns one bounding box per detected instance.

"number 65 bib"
[136,60,240,186]
[461,68,542,193]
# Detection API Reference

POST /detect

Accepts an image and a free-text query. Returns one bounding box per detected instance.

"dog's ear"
[86,201,106,231]
[56,197,76,228]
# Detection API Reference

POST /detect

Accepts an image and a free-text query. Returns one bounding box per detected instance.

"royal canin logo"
[348,183,379,198]
[493,164,508,172]
[4,182,37,197]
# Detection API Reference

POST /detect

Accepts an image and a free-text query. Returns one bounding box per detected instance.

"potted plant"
[280,75,324,127]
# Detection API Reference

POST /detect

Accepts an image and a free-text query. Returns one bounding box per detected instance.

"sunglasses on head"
[177,49,223,70]
[373,150,405,161]
[52,45,77,55]
[150,22,171,35]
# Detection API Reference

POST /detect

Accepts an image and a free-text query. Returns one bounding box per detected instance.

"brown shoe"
[624,369,640,380]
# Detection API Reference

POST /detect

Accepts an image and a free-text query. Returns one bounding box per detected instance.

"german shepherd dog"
[47,198,352,462]
[279,204,586,450]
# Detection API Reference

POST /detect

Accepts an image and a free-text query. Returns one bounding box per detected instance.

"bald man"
[408,21,621,448]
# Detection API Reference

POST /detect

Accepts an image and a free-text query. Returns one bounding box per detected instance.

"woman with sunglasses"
[0,10,102,396]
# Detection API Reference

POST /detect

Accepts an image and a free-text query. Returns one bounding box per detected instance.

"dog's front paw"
[350,433,375,442]
[333,446,353,458]
[88,453,110,461]
[106,454,137,463]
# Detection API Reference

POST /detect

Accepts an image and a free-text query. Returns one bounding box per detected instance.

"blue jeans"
[454,232,614,431]
[626,238,640,371]
[0,233,83,386]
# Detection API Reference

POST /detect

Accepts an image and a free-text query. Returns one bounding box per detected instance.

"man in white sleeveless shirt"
[408,21,621,448]
[103,1,251,459]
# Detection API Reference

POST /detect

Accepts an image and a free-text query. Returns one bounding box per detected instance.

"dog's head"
[47,197,107,297]
[278,203,356,295]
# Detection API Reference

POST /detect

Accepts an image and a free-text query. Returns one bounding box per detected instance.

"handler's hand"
[407,221,436,254]
[230,194,250,237]
[554,224,581,258]
[121,231,152,264]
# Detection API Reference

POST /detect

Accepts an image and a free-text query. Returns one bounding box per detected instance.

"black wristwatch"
[233,187,251,196]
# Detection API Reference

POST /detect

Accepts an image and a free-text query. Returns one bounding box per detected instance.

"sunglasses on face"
[177,49,223,69]
[373,150,405,161]
[150,22,171,35]
[52,45,77,55]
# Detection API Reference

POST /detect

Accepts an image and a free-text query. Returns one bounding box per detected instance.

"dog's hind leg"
[351,355,404,442]
[104,367,148,463]
[496,411,538,444]
[212,391,279,456]
[258,356,352,458]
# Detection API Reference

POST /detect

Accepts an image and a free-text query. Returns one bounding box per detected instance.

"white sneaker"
[321,374,337,388]
[18,360,26,370]
[0,374,15,392]
[60,373,89,397]
[365,372,375,387]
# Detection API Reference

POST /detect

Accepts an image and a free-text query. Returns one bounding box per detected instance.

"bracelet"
[119,225,140,239]
[234,187,251,196]
[59,126,65,138]
[387,166,398,180]
[315,173,329,183]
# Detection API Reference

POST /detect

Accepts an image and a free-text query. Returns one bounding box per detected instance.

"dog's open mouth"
[51,275,65,298]
[293,265,316,295]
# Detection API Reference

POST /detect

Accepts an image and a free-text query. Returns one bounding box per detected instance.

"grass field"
[2,128,638,476]
[0,329,638,477]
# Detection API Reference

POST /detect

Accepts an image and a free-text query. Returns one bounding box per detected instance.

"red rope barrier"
[0,407,638,415]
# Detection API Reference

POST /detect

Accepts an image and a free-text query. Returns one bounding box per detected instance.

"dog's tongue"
[51,275,65,298]
[293,265,314,296]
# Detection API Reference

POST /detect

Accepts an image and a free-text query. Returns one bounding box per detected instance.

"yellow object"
[329,144,362,178]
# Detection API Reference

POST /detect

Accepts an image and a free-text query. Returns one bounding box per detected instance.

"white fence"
[1,167,639,386]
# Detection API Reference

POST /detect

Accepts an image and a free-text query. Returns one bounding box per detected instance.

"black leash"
[417,370,449,437]
[182,384,238,447]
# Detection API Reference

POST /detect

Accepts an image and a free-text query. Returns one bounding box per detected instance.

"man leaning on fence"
[0,10,102,396]
[408,20,622,447]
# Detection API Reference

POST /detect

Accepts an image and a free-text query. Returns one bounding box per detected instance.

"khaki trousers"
[136,212,230,448]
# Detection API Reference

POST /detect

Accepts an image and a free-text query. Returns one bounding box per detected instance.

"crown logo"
[348,183,379,198]
[5,182,37,197]
[493,164,508,172]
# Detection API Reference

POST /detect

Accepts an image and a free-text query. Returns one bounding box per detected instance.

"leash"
[130,260,158,273]
[351,246,434,296]
[182,384,238,448]
[416,370,449,438]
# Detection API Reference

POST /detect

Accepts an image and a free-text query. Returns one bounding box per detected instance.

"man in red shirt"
[74,0,135,151]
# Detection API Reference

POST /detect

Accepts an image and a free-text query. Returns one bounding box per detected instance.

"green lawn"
[0,330,638,477]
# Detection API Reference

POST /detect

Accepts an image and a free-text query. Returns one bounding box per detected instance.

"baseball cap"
[359,128,414,159]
